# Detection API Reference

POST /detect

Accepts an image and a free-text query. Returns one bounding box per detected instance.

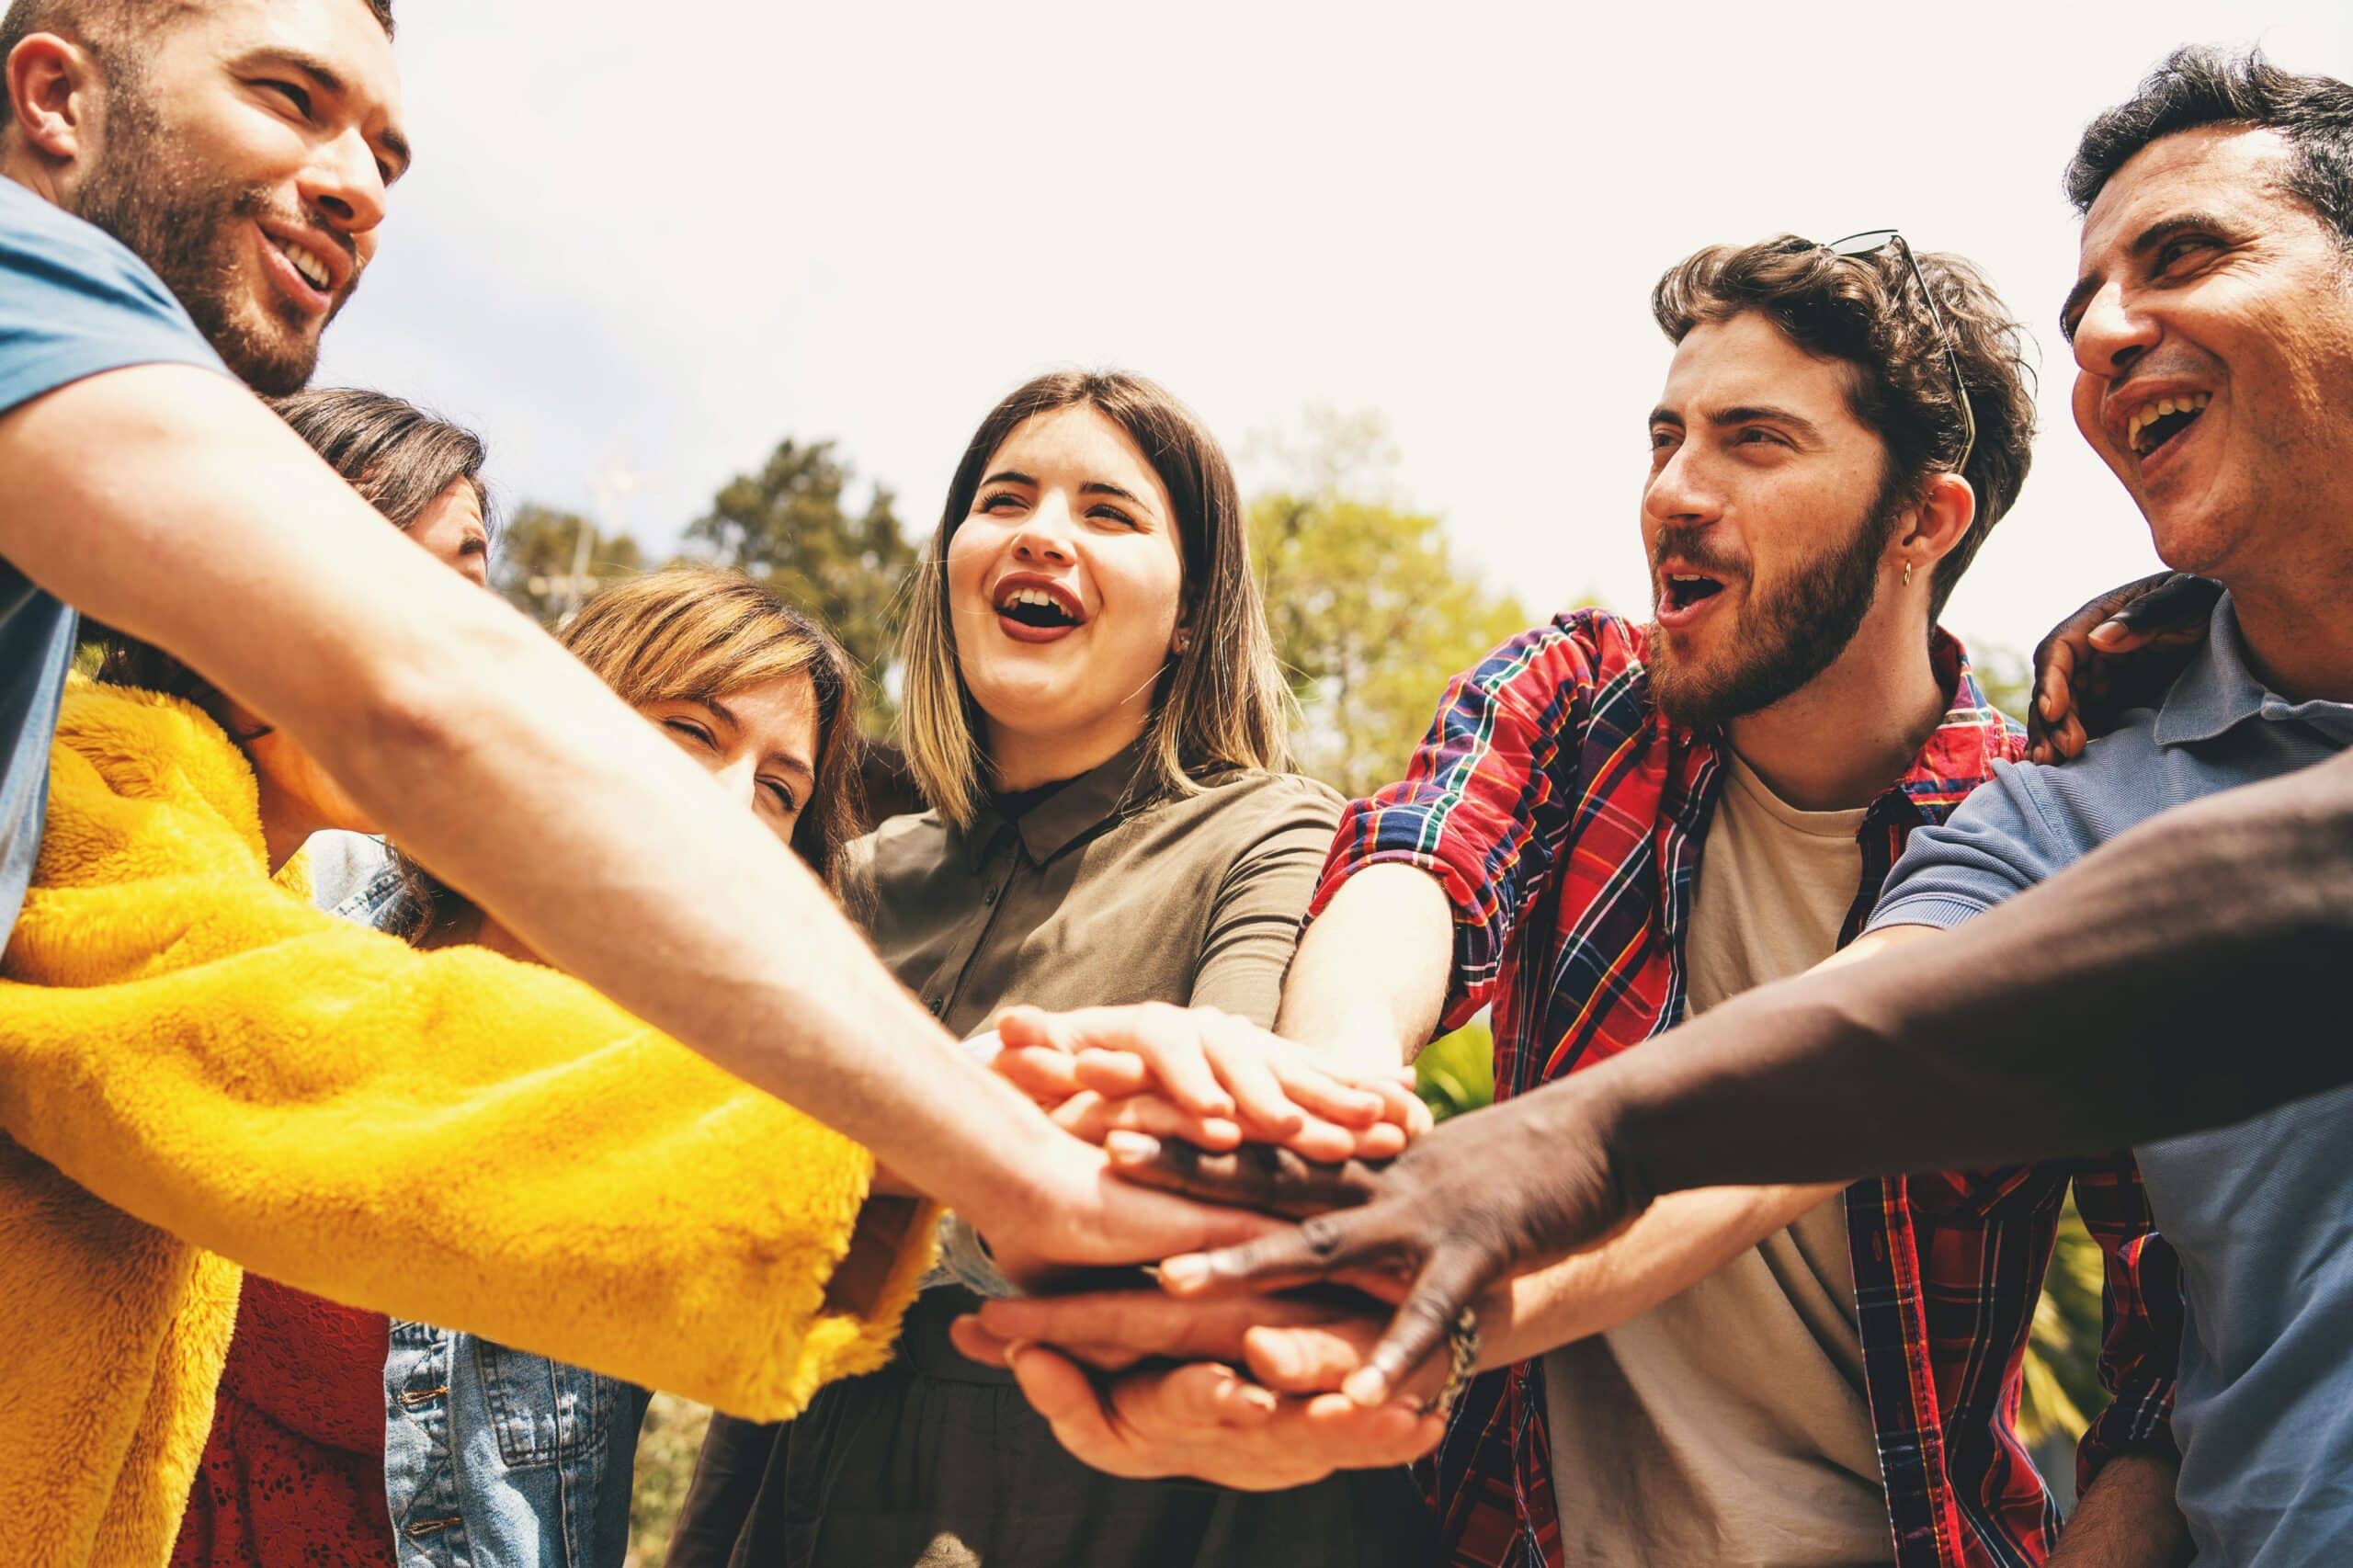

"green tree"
[682,437,917,730]
[491,503,645,627]
[1247,413,1529,799]
[1969,642,2034,728]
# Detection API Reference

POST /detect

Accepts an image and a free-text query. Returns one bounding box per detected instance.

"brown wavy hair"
[1651,236,2037,619]
[897,369,1290,828]
[559,567,864,885]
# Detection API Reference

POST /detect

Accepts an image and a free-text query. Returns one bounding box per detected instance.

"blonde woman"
[672,370,1437,1568]
[375,567,881,1568]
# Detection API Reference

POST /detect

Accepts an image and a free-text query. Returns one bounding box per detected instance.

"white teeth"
[2125,392,2211,456]
[997,585,1071,616]
[277,237,331,290]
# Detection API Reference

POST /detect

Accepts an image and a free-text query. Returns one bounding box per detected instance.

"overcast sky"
[316,2,2350,662]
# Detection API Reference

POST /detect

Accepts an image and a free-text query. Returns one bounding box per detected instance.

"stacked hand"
[987,1002,1429,1165]
[947,1290,1448,1490]
[948,1003,1428,1295]
[954,1001,1639,1489]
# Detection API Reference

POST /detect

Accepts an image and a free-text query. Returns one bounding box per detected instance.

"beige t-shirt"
[1544,752,1892,1567]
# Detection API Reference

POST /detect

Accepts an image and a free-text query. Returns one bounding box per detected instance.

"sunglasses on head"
[1822,229,1978,475]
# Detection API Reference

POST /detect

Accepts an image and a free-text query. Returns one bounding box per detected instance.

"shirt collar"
[2154,593,2279,746]
[957,737,1161,869]
[1881,629,2027,817]
[1655,628,2018,835]
[2152,591,2353,748]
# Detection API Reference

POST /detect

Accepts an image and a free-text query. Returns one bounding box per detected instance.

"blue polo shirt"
[1869,593,2353,1566]
[0,177,224,945]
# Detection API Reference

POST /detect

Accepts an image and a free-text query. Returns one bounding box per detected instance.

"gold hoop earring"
[1903,560,1915,588]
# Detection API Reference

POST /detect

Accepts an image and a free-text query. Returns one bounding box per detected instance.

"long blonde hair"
[899,370,1290,827]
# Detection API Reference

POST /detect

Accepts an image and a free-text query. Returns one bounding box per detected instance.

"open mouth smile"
[277,235,333,291]
[259,223,347,312]
[992,577,1086,642]
[2122,391,2211,462]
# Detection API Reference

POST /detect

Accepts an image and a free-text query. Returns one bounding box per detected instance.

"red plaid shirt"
[1313,610,2180,1568]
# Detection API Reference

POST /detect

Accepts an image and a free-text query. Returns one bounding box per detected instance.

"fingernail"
[1342,1367,1389,1407]
[1160,1255,1209,1290]
[1104,1131,1162,1164]
[1240,1385,1279,1415]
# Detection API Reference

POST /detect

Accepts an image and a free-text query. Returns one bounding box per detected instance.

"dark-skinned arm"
[1125,746,2353,1402]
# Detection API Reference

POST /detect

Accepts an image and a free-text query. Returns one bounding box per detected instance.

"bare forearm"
[1481,1182,1842,1366]
[1589,751,2353,1198]
[1275,864,1454,1071]
[0,368,1049,1222]
[2049,1452,2191,1567]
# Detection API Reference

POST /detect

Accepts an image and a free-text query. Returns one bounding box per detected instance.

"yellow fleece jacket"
[0,681,938,1567]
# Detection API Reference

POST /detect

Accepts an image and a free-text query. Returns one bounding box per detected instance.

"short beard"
[68,68,327,395]
[1648,472,1911,732]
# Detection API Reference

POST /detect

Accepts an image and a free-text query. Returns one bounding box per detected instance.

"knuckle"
[1298,1213,1352,1263]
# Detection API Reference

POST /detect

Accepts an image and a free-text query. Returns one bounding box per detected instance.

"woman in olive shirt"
[669,371,1434,1568]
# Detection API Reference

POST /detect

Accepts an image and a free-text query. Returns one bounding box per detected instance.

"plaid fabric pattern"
[1310,609,2179,1568]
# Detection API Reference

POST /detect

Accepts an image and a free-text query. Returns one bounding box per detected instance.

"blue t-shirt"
[1870,593,2353,1567]
[0,177,225,944]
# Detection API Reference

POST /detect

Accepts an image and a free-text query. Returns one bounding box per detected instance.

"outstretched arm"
[0,366,1163,1257]
[1120,762,2353,1398]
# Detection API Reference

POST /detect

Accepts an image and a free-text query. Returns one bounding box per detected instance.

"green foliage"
[1970,642,2034,728]
[682,437,918,731]
[2020,1197,2109,1450]
[1247,414,1527,800]
[1415,1020,1495,1122]
[492,503,646,626]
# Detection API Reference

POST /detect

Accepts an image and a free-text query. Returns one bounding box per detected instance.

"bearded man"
[1232,235,2177,1568]
[0,6,1284,1560]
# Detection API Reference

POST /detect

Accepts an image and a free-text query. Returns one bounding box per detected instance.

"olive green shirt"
[852,744,1343,1038]
[663,752,1449,1568]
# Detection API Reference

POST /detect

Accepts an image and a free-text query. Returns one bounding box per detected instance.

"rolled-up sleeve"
[2072,1153,2184,1488]
[1308,612,1623,1029]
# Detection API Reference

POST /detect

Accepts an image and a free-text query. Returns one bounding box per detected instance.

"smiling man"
[0,7,1276,1559]
[1847,48,2353,1565]
[1244,236,2184,1568]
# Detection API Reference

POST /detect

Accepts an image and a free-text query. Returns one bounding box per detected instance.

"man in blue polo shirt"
[1864,49,2353,1566]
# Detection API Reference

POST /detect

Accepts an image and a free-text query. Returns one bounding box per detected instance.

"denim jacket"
[329,856,652,1568]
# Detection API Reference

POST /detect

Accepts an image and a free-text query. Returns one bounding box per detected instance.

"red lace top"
[170,1275,395,1567]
